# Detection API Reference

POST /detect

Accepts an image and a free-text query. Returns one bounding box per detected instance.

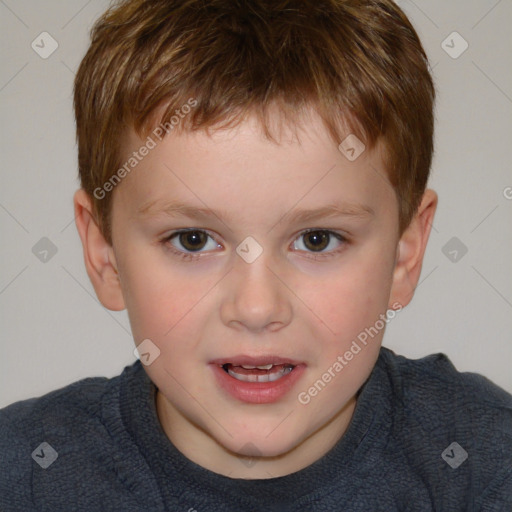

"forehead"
[113,110,394,228]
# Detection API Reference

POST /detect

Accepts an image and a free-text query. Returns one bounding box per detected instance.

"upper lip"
[209,355,303,366]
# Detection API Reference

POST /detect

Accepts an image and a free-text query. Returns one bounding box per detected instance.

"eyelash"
[160,228,348,262]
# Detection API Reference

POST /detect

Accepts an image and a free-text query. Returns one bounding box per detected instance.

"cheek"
[296,251,395,342]
[118,250,207,342]
[293,256,393,421]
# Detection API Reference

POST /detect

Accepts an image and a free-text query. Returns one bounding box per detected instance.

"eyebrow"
[136,199,374,224]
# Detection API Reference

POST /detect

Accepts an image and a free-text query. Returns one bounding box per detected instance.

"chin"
[221,426,306,460]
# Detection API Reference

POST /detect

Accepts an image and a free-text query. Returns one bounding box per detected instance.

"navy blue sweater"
[1,347,511,511]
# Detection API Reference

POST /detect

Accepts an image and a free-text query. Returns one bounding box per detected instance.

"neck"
[156,390,356,479]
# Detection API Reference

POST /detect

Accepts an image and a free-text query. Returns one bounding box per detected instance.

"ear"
[388,189,438,309]
[73,189,125,311]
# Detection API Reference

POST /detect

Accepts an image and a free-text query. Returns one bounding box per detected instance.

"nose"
[219,250,293,333]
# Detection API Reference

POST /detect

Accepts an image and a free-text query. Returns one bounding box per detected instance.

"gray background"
[1,0,511,408]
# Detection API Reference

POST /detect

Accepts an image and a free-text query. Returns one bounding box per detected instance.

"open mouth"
[211,356,305,403]
[221,363,295,383]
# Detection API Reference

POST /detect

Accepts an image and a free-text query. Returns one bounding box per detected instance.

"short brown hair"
[74,0,435,244]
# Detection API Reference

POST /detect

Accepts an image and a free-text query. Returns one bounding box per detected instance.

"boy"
[1,0,511,510]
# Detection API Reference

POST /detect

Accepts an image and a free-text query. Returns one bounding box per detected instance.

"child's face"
[76,109,434,477]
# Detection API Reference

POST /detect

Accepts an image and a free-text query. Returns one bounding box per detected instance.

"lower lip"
[210,364,306,404]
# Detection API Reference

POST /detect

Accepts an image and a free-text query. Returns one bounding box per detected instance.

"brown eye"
[176,231,209,251]
[164,229,221,260]
[292,229,346,256]
[303,231,331,252]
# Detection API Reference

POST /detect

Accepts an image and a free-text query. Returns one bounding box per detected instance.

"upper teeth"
[240,364,273,370]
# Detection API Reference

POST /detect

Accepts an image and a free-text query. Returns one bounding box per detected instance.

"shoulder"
[380,347,512,404]
[1,372,113,422]
[378,347,512,509]
[0,365,135,510]
[379,347,512,420]
[0,371,117,442]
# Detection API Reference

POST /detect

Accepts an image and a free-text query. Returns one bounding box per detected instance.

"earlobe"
[388,189,438,309]
[73,189,125,311]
